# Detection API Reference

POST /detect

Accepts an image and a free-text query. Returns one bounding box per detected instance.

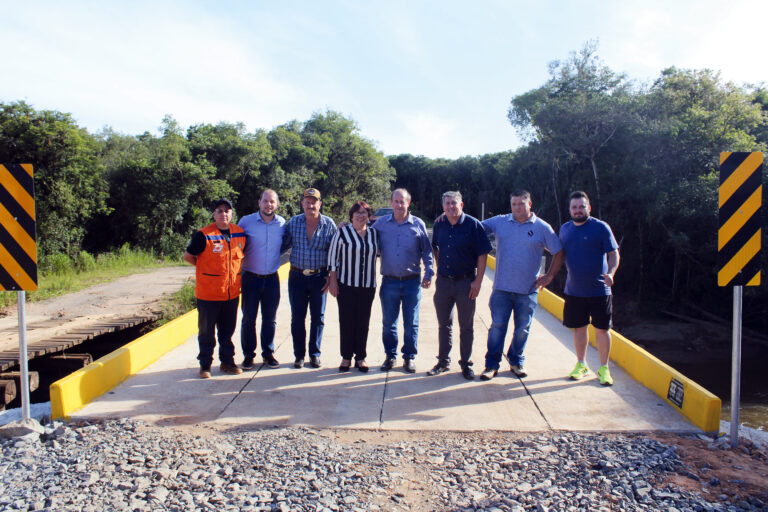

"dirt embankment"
[0,266,194,354]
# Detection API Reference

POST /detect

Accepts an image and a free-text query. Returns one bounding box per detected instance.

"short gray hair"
[442,191,462,203]
[391,188,411,201]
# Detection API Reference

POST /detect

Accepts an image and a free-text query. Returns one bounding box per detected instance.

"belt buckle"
[302,268,313,276]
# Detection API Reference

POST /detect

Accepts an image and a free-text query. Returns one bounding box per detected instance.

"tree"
[186,122,273,214]
[0,101,109,256]
[265,121,322,217]
[94,117,233,255]
[625,68,765,301]
[300,111,394,219]
[509,41,631,218]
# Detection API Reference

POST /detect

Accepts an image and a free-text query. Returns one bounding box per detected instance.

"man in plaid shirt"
[282,188,338,369]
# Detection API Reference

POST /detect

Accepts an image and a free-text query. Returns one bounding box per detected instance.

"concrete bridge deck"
[72,271,697,432]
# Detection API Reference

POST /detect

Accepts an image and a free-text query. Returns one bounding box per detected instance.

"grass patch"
[156,278,197,325]
[0,244,184,309]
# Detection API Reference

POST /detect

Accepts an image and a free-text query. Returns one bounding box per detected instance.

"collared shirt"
[372,213,434,280]
[238,211,286,274]
[432,213,492,277]
[483,212,562,294]
[283,213,337,270]
[559,217,618,297]
[328,224,380,288]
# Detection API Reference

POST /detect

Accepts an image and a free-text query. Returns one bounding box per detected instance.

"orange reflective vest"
[195,223,246,301]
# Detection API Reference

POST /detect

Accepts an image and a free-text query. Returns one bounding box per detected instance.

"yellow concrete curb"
[50,309,198,419]
[487,255,721,433]
[51,263,291,419]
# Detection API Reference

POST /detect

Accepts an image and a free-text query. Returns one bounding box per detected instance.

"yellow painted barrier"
[50,309,198,419]
[51,263,291,419]
[487,255,721,433]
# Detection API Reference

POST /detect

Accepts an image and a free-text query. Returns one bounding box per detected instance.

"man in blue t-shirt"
[559,191,620,386]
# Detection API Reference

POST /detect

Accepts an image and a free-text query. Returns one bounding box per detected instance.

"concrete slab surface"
[74,271,699,433]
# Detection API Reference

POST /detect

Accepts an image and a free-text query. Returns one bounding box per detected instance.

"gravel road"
[2,418,766,511]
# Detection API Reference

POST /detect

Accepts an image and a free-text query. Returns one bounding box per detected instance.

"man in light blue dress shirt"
[480,190,563,381]
[372,188,434,373]
[238,189,286,370]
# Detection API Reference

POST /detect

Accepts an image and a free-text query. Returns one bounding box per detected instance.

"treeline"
[390,44,767,327]
[1,42,766,328]
[0,105,394,259]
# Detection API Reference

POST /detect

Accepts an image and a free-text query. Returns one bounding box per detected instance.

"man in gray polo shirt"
[479,190,563,381]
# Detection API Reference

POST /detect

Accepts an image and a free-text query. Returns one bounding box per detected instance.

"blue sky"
[2,1,765,158]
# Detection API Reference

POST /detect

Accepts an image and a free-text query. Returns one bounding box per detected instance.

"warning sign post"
[0,163,37,422]
[718,152,763,447]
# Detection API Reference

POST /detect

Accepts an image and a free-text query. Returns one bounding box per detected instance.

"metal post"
[730,285,742,448]
[481,202,485,221]
[17,291,31,422]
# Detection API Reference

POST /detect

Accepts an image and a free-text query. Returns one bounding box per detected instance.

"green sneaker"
[568,361,590,380]
[598,365,614,386]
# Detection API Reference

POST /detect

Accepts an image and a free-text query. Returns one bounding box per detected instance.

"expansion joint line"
[518,378,553,431]
[220,367,259,417]
[378,369,390,428]
[219,336,289,417]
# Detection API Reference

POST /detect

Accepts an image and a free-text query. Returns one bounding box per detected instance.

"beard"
[571,212,589,223]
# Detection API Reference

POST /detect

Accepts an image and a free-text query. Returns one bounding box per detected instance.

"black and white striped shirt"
[328,224,380,288]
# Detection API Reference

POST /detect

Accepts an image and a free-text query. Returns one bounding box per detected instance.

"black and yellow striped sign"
[718,152,762,287]
[0,164,38,291]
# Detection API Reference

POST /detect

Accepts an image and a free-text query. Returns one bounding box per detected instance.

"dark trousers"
[240,272,280,360]
[197,297,239,368]
[288,270,328,359]
[337,283,375,360]
[433,275,475,368]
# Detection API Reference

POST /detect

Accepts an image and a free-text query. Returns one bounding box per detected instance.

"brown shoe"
[199,367,211,379]
[220,363,242,375]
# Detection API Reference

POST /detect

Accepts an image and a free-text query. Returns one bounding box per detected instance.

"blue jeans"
[240,272,280,360]
[380,276,421,360]
[288,270,327,359]
[484,290,538,370]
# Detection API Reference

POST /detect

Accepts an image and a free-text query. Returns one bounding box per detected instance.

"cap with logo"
[213,198,233,210]
[303,188,321,200]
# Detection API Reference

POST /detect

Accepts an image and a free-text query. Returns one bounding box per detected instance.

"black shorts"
[563,295,613,330]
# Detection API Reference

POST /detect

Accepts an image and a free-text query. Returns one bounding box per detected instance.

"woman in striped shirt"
[328,201,380,372]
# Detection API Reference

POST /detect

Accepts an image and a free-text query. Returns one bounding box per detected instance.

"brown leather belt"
[290,265,327,276]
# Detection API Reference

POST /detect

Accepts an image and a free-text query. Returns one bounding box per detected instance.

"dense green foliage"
[392,44,767,328]
[1,43,766,328]
[0,102,109,255]
[0,105,394,258]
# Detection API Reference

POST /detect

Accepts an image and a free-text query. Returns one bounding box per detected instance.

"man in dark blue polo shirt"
[428,191,492,380]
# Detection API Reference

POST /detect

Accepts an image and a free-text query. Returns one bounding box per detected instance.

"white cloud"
[603,2,768,85]
[0,1,305,134]
[387,111,462,157]
[3,0,765,158]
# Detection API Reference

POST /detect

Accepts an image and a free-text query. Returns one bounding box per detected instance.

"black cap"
[213,198,233,210]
